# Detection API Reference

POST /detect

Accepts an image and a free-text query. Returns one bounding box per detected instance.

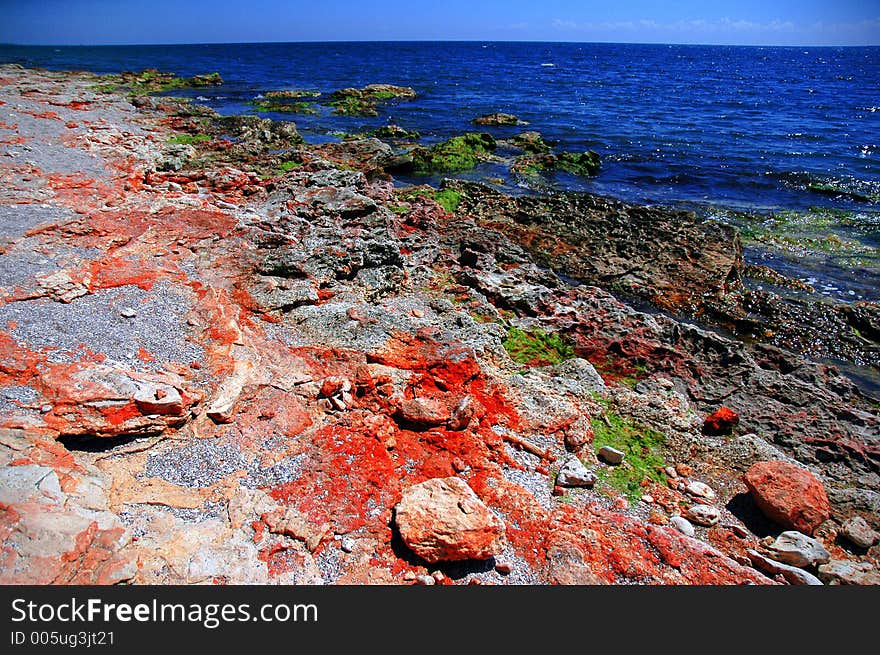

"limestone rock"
[687,504,721,527]
[840,516,879,549]
[818,560,880,585]
[556,457,597,488]
[597,445,624,465]
[746,549,823,585]
[743,461,831,535]
[669,515,695,537]
[394,477,506,563]
[396,397,450,428]
[765,531,830,568]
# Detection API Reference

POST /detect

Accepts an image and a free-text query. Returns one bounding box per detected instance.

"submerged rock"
[472,112,528,126]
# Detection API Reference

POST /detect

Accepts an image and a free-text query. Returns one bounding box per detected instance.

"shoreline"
[0,64,877,585]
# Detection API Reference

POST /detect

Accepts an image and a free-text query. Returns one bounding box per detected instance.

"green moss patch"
[591,409,667,501]
[503,326,575,366]
[433,189,461,213]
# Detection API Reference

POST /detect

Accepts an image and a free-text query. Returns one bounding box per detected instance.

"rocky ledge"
[0,65,877,585]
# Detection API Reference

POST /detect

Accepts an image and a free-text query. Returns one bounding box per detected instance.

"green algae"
[411,133,497,174]
[433,189,461,213]
[326,84,417,117]
[248,99,318,115]
[92,69,223,97]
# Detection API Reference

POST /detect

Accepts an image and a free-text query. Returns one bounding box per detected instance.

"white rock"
[597,446,624,465]
[556,457,597,488]
[340,537,356,553]
[670,516,695,537]
[746,549,823,585]
[120,307,137,318]
[765,531,830,568]
[685,480,716,501]
[686,504,721,527]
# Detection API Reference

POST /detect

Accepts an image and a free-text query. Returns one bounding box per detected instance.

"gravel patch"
[0,280,204,371]
[0,204,76,239]
[0,384,40,415]
[145,439,247,488]
[240,453,306,489]
[0,241,100,290]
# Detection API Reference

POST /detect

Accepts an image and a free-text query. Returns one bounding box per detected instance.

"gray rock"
[818,560,880,585]
[765,531,830,568]
[840,516,880,549]
[669,515,695,537]
[686,504,721,527]
[597,445,624,465]
[746,549,823,585]
[556,457,597,488]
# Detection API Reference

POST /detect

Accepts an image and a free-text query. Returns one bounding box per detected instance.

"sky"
[0,0,878,46]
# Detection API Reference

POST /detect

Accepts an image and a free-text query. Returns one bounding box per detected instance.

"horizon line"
[2,38,879,49]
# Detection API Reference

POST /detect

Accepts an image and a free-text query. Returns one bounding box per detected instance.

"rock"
[684,480,716,502]
[120,307,137,318]
[394,477,506,563]
[702,406,739,435]
[340,537,356,553]
[471,112,527,126]
[840,516,880,549]
[687,504,721,527]
[396,397,450,428]
[597,445,624,465]
[556,457,597,488]
[495,562,512,575]
[415,574,435,585]
[675,463,693,478]
[746,549,823,585]
[262,507,331,552]
[670,515,696,537]
[447,395,475,431]
[765,531,830,568]
[743,461,831,535]
[403,133,497,174]
[817,560,880,585]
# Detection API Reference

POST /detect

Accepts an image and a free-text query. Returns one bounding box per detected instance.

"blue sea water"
[2,41,879,298]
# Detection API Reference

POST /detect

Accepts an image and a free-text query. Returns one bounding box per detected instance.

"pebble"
[665,466,678,479]
[598,446,624,465]
[840,516,879,549]
[686,504,721,527]
[340,537,355,553]
[641,494,654,504]
[685,480,716,501]
[432,571,445,583]
[675,463,693,477]
[416,575,435,586]
[40,404,52,413]
[120,307,137,318]
[403,570,416,581]
[670,515,695,537]
[495,562,512,575]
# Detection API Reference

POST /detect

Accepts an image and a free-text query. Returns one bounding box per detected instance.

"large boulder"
[743,461,831,535]
[394,477,506,563]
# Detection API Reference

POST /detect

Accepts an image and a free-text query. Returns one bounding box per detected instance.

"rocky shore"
[0,64,877,585]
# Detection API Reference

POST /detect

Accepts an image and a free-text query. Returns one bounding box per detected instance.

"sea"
[2,41,878,301]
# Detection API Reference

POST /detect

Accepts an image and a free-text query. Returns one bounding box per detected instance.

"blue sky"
[1,0,878,46]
